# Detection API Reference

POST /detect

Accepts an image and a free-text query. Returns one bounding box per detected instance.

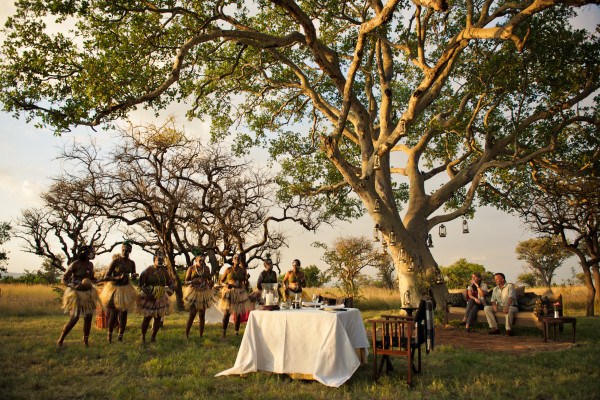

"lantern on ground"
[462,219,469,233]
[439,224,447,237]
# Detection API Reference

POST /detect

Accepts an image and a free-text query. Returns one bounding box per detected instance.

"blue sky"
[1,3,598,284]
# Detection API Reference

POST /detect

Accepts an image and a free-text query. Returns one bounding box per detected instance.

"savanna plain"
[1,284,599,400]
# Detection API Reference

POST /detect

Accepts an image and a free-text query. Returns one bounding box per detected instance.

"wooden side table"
[541,316,576,343]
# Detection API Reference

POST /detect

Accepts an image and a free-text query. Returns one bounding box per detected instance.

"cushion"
[517,293,539,312]
[446,292,467,307]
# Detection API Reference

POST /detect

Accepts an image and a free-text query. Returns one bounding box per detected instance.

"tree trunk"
[581,263,595,317]
[389,238,448,310]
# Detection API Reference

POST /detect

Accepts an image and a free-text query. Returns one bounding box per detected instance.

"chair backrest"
[343,297,354,308]
[413,300,427,345]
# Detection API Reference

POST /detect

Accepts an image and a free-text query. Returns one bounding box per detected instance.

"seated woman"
[460,272,488,332]
[218,253,252,337]
[183,253,216,338]
[137,251,175,343]
[282,259,306,301]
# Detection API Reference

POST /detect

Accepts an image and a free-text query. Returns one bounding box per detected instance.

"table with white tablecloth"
[216,307,370,387]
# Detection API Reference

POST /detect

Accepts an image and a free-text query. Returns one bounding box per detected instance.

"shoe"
[465,327,471,332]
[488,328,501,335]
[459,321,467,326]
[506,330,514,336]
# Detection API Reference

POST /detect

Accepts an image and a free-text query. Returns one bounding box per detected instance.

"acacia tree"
[515,237,571,288]
[15,178,117,270]
[496,172,600,315]
[315,235,385,299]
[60,120,311,307]
[1,0,598,307]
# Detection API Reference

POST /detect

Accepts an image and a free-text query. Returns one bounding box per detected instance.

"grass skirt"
[62,287,99,316]
[99,282,138,311]
[183,285,216,310]
[218,287,252,315]
[136,291,172,319]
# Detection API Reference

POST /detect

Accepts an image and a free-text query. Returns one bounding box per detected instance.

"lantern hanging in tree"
[427,234,433,248]
[462,220,469,233]
[407,257,414,272]
[435,267,444,285]
[373,224,380,242]
[389,230,396,245]
[374,200,381,213]
[374,155,381,170]
[439,224,447,237]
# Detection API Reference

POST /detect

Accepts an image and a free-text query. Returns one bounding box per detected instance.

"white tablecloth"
[216,308,370,387]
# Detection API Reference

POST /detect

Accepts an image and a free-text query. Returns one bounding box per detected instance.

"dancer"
[256,255,278,290]
[99,241,138,342]
[283,259,306,300]
[137,251,175,343]
[57,245,99,347]
[218,253,251,337]
[183,253,216,338]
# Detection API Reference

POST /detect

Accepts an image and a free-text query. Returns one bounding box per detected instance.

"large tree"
[59,119,310,307]
[515,237,571,288]
[1,0,598,306]
[15,178,117,270]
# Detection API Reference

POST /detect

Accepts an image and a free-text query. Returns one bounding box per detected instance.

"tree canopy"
[1,0,598,306]
[515,237,571,288]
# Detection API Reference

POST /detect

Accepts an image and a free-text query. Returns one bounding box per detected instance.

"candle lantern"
[389,231,396,245]
[374,200,381,213]
[435,267,444,285]
[407,257,414,272]
[439,224,447,237]
[399,119,406,133]
[261,283,280,306]
[403,290,412,307]
[382,241,388,254]
[373,224,380,242]
[374,155,381,170]
[427,233,433,248]
[462,219,469,234]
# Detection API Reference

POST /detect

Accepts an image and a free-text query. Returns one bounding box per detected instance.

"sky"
[1,2,598,285]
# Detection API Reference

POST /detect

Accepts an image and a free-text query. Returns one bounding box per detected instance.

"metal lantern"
[389,231,396,245]
[261,283,279,306]
[374,155,381,170]
[435,267,444,285]
[439,224,447,237]
[403,290,412,307]
[373,224,380,242]
[462,219,469,234]
[407,257,414,272]
[399,246,405,260]
[374,200,381,213]
[427,233,434,248]
[399,119,406,133]
[382,241,388,254]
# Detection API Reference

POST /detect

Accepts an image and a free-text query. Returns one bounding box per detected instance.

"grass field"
[1,284,599,399]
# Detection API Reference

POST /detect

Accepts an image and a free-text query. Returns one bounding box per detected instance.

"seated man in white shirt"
[484,272,518,336]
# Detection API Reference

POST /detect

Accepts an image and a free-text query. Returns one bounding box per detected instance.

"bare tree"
[15,178,116,271]
[59,119,316,308]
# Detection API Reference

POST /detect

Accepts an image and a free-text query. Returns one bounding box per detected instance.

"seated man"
[484,272,518,336]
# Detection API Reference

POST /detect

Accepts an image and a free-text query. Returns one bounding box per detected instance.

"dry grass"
[0,283,62,316]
